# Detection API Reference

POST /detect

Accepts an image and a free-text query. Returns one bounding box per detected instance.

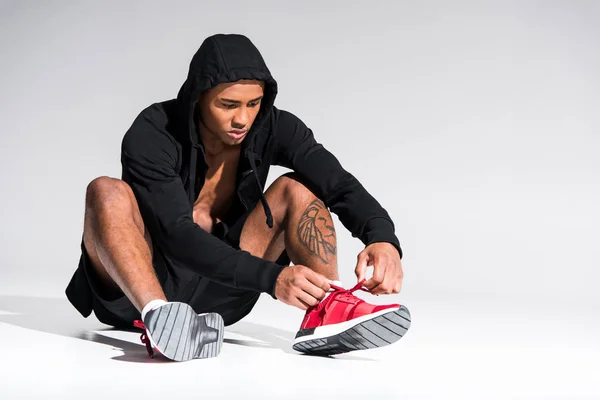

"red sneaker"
[293,279,411,355]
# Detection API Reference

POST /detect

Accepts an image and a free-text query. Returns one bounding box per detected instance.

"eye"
[222,101,260,109]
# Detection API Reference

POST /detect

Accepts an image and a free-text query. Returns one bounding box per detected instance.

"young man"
[66,33,411,361]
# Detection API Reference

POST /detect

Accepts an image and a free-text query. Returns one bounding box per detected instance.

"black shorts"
[65,202,290,329]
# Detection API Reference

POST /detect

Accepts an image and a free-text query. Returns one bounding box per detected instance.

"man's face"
[198,79,265,146]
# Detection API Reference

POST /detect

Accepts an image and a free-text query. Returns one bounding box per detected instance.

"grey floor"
[1,293,598,399]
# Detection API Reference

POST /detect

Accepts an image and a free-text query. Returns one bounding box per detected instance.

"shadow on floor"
[0,296,375,362]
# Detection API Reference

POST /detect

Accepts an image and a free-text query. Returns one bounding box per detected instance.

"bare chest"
[192,155,239,232]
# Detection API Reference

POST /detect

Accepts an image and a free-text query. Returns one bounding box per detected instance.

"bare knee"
[272,173,318,204]
[85,176,147,242]
[86,176,134,212]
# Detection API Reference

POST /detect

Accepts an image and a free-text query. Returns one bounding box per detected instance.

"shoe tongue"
[319,287,341,307]
[322,281,364,305]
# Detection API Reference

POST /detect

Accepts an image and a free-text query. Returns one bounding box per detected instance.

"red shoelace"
[319,279,370,308]
[133,319,154,358]
[329,278,369,293]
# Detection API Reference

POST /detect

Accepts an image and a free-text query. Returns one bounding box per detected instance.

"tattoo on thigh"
[297,199,336,263]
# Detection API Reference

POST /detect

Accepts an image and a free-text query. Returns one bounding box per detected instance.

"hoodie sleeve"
[272,108,403,258]
[120,107,287,295]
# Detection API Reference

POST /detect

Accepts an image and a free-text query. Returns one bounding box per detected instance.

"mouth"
[228,130,247,139]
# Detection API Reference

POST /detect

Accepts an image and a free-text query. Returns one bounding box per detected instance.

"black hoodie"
[120,33,402,298]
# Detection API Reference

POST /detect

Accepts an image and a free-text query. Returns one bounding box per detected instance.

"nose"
[232,106,249,128]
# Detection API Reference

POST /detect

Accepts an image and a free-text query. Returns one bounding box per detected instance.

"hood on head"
[175,33,278,147]
[175,33,278,228]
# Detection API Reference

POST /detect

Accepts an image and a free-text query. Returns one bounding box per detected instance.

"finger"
[383,263,398,294]
[354,251,369,282]
[381,263,399,295]
[290,297,309,311]
[393,279,402,294]
[297,287,320,308]
[373,270,394,295]
[304,269,331,293]
[300,277,327,301]
[364,254,385,290]
[392,265,404,294]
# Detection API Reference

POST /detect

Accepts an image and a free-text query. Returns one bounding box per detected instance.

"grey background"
[1,0,599,313]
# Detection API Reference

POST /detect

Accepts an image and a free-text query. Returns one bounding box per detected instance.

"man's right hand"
[274,265,331,310]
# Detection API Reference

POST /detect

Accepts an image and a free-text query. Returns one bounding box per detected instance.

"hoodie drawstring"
[189,144,273,230]
[247,149,274,229]
[188,146,198,205]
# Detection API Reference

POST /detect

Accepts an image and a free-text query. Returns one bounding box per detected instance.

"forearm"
[160,220,287,294]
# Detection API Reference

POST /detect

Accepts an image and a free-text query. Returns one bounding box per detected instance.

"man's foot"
[133,302,224,361]
[293,280,411,356]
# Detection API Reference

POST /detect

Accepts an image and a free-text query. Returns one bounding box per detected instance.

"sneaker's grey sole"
[292,305,411,356]
[144,302,224,362]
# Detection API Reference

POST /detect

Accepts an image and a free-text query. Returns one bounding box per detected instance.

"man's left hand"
[355,242,403,295]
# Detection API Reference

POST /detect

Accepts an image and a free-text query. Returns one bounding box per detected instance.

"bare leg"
[83,176,166,312]
[239,174,339,281]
